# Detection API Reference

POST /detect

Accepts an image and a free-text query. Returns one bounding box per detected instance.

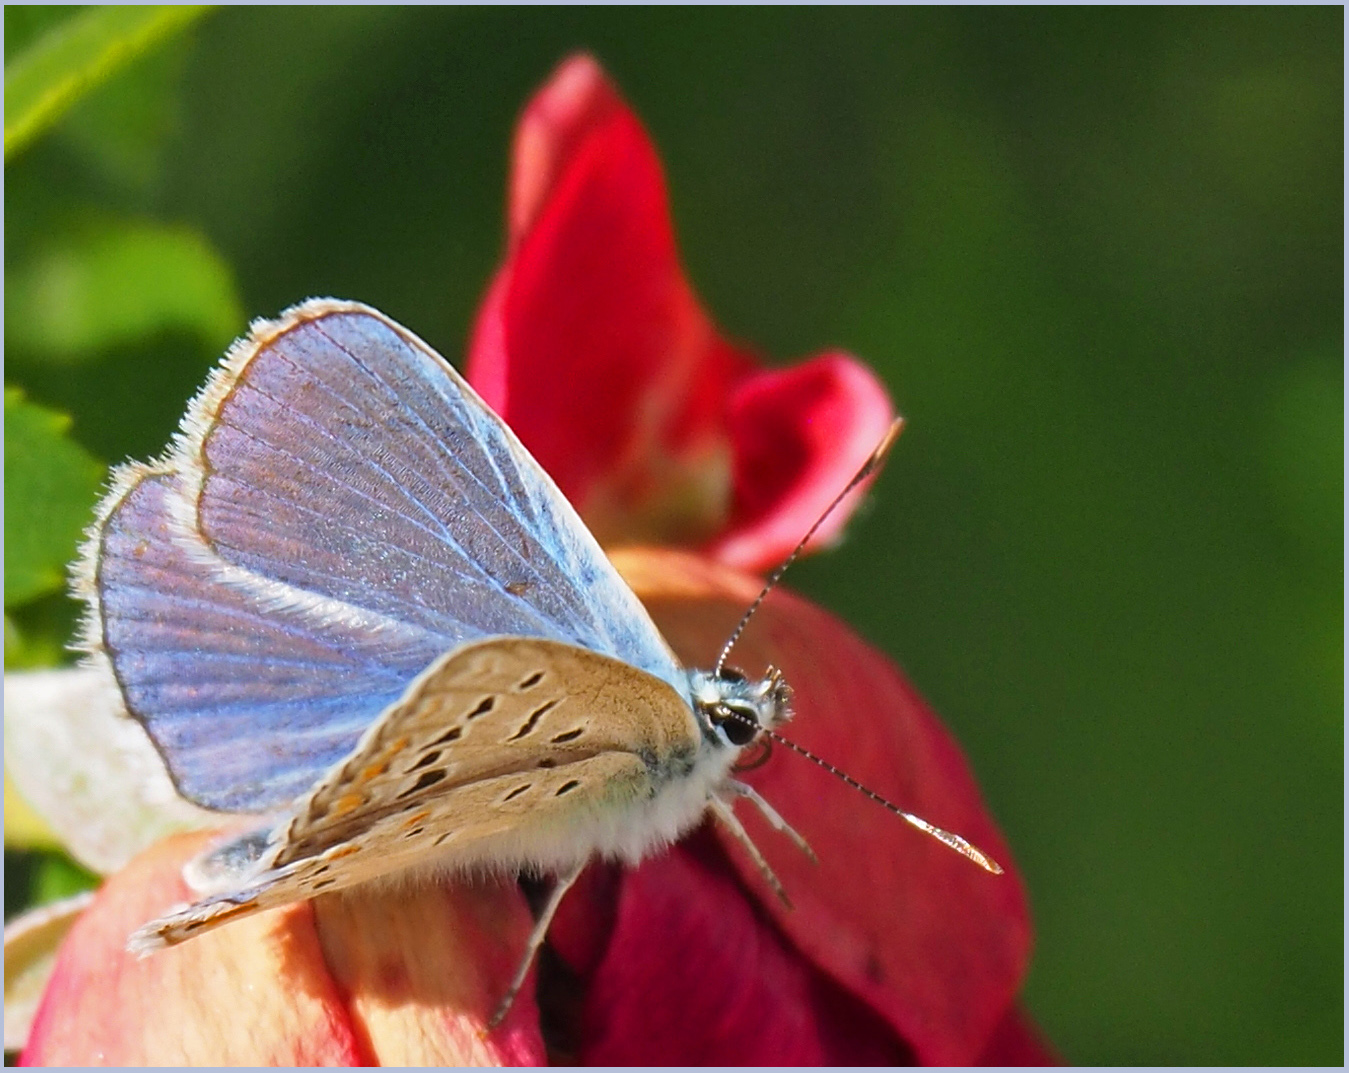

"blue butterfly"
[76,298,993,1025]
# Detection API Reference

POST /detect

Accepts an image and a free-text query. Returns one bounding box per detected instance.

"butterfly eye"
[715,704,760,746]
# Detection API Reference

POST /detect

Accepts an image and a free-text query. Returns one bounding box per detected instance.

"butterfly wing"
[79,300,686,813]
[86,469,447,810]
[131,637,702,949]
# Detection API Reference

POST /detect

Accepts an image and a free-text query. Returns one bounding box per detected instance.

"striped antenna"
[761,727,1003,874]
[714,417,905,675]
[713,414,1003,875]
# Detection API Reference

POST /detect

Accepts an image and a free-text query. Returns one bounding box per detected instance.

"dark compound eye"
[717,707,759,746]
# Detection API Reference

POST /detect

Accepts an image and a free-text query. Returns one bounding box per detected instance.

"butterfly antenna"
[761,728,1003,873]
[715,417,905,675]
[719,703,1003,874]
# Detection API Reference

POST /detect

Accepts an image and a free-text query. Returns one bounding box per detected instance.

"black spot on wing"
[398,769,446,798]
[555,780,581,796]
[466,697,495,719]
[516,671,545,690]
[509,699,560,741]
[551,728,583,744]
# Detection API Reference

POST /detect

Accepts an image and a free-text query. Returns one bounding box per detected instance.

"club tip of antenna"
[954,839,1003,875]
[942,835,1004,876]
[864,416,906,475]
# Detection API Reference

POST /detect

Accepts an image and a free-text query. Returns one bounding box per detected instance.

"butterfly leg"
[727,779,817,863]
[486,859,585,1032]
[708,796,792,910]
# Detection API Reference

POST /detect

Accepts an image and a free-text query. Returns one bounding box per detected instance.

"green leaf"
[5,220,244,361]
[58,33,192,195]
[4,5,211,160]
[4,771,61,853]
[31,851,99,905]
[4,610,68,671]
[4,389,105,608]
[3,7,84,65]
[4,593,83,670]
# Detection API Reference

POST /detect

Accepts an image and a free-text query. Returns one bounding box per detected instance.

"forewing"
[184,301,681,685]
[80,299,684,813]
[130,638,701,950]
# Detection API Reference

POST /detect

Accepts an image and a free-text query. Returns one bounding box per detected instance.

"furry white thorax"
[486,710,745,872]
[529,665,794,868]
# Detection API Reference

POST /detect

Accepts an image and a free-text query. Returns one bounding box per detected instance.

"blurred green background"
[4,7,1341,1064]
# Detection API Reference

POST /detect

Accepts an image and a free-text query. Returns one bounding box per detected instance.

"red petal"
[468,56,749,548]
[712,350,897,571]
[468,56,894,566]
[977,1006,1062,1066]
[506,54,626,246]
[23,830,546,1066]
[612,549,1034,1065]
[552,831,911,1065]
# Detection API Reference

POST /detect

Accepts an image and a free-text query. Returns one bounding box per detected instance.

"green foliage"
[3,390,104,608]
[3,850,98,921]
[6,220,242,361]
[3,5,210,160]
[30,851,99,905]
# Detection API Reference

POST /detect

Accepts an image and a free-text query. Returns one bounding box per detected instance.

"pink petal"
[23,830,546,1066]
[611,548,1034,1065]
[23,831,366,1066]
[506,54,626,246]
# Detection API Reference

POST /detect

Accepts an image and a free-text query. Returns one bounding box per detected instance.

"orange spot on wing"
[402,811,430,829]
[333,792,364,816]
[328,843,362,860]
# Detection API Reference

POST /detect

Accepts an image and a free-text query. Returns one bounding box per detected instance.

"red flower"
[468,55,894,571]
[19,55,1052,1066]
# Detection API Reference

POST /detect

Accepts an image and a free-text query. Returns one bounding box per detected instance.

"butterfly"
[75,298,997,1025]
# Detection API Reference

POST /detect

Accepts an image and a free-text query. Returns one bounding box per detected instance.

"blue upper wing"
[82,300,686,813]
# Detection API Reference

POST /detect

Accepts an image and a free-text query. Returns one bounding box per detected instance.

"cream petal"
[4,664,221,874]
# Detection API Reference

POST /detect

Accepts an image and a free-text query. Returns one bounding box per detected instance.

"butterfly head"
[688,665,792,749]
